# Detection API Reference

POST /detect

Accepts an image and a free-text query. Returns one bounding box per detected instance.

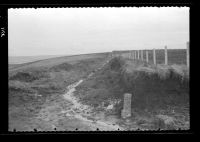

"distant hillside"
[9,53,109,73]
[9,55,67,64]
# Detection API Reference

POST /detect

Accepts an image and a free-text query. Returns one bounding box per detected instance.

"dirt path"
[33,57,189,131]
[9,58,124,131]
[61,59,124,131]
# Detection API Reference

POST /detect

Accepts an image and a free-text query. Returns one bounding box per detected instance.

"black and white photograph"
[8,7,190,131]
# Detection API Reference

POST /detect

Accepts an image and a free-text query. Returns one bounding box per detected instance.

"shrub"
[50,62,74,72]
[9,72,38,82]
[109,57,125,71]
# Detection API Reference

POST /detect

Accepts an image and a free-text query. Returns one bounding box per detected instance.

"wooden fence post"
[135,51,137,60]
[153,48,156,65]
[141,50,143,61]
[187,41,189,68]
[134,51,136,60]
[165,46,168,65]
[131,52,133,59]
[146,50,148,63]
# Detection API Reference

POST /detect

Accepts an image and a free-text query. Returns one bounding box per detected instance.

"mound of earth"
[75,57,190,130]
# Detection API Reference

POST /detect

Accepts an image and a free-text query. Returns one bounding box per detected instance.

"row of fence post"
[111,42,189,68]
[187,41,190,69]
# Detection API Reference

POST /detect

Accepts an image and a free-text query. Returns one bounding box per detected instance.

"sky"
[8,7,189,56]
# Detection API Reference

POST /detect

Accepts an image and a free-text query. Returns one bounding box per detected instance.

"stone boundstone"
[121,93,132,119]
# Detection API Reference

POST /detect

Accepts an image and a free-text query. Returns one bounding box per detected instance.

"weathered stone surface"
[121,93,132,119]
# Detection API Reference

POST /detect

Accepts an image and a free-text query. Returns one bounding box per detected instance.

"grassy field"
[9,53,110,131]
[8,49,189,131]
[9,53,109,72]
[9,55,68,64]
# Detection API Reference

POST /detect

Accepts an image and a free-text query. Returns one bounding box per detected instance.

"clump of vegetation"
[50,62,74,72]
[9,72,39,82]
[75,57,125,109]
[109,57,125,71]
[9,69,50,83]
[152,115,176,130]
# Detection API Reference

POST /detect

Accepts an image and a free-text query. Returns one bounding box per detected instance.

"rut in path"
[62,59,124,131]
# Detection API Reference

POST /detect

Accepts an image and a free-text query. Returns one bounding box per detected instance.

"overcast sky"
[8,7,189,56]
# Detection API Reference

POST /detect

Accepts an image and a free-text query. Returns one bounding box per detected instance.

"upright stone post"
[141,50,143,61]
[121,93,132,119]
[146,50,149,63]
[187,42,189,68]
[165,46,168,65]
[153,48,156,65]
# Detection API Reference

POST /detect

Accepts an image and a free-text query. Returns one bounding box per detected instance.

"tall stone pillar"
[121,93,132,119]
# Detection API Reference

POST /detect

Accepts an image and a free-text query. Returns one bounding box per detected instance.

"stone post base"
[121,109,131,119]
